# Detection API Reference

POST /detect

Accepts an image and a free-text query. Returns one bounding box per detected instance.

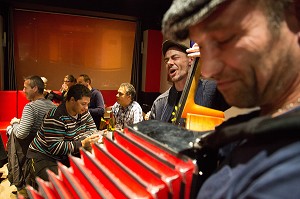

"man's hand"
[144,111,151,120]
[60,83,68,92]
[10,117,20,125]
[187,43,200,58]
[81,133,100,151]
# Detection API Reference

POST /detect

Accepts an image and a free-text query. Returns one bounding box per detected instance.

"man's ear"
[70,96,75,103]
[188,57,194,66]
[33,86,38,92]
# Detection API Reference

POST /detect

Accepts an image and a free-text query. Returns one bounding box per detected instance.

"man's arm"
[44,112,97,156]
[12,105,35,139]
[89,90,105,117]
[132,105,143,124]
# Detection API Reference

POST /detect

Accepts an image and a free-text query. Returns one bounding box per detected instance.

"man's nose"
[83,104,89,110]
[167,58,174,66]
[201,40,224,78]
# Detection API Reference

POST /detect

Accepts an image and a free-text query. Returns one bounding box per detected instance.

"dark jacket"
[7,132,34,188]
[197,107,300,199]
[149,79,229,122]
[89,88,105,129]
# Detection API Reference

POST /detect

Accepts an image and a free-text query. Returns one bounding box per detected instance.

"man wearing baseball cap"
[162,0,300,198]
[147,40,228,123]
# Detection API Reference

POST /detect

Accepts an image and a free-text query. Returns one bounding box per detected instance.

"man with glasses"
[111,83,143,129]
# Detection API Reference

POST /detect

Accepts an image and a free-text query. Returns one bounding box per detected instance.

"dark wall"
[2,0,172,30]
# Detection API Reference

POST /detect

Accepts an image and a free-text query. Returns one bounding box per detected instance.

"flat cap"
[162,0,228,41]
[162,40,189,56]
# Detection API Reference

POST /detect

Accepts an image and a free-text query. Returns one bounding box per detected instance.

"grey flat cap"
[162,0,228,41]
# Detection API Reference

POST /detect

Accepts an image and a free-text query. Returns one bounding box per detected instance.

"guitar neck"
[174,57,200,126]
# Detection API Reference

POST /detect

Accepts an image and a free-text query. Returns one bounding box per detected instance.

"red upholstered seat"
[99,90,117,107]
[0,90,29,150]
[0,91,18,150]
[0,91,17,121]
[0,121,10,150]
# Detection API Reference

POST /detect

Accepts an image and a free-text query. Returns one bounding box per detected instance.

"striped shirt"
[27,103,97,161]
[12,98,56,139]
[111,101,143,128]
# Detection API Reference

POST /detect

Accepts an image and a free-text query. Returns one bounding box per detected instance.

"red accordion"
[26,120,215,199]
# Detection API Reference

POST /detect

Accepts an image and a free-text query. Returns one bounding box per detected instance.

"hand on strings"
[187,43,200,58]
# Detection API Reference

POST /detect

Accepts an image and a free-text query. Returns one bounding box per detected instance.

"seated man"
[77,74,105,130]
[27,84,100,181]
[147,40,229,123]
[6,75,56,197]
[111,83,143,129]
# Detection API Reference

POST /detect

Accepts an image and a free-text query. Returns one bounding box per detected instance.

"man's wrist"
[81,139,87,148]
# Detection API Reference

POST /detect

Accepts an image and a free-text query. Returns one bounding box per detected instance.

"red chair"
[0,91,17,150]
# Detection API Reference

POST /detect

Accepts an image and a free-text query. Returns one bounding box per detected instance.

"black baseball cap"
[162,40,189,56]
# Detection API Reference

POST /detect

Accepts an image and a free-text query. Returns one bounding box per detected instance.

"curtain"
[130,20,142,101]
[5,6,17,90]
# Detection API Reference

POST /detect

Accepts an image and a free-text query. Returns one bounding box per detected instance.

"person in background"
[77,74,105,129]
[6,75,56,198]
[59,74,77,100]
[42,75,77,104]
[146,40,229,123]
[41,76,50,98]
[162,0,300,198]
[111,83,143,129]
[27,84,99,181]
